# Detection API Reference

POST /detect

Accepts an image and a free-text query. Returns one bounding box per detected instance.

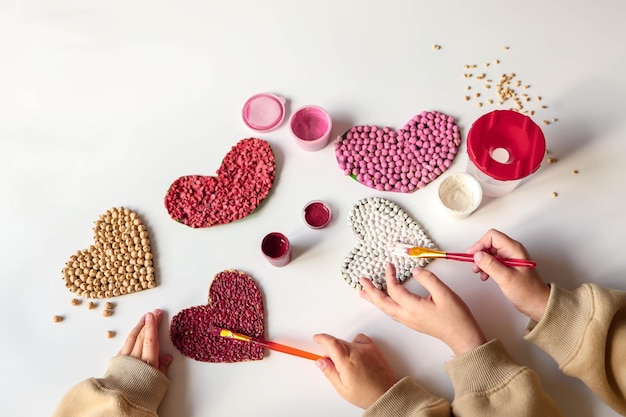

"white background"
[1,1,625,416]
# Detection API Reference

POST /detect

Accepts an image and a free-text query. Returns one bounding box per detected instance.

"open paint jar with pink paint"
[466,110,546,197]
[290,105,332,151]
[303,201,332,229]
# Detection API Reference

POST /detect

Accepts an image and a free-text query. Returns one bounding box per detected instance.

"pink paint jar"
[261,232,291,267]
[290,105,332,151]
[303,200,332,229]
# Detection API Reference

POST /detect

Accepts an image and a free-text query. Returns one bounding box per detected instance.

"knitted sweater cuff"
[363,376,449,417]
[98,356,170,412]
[444,339,522,397]
[524,284,593,366]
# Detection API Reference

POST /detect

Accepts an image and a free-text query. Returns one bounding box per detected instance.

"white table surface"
[2,1,626,416]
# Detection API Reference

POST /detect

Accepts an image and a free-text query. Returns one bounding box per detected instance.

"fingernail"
[316,359,325,369]
[474,251,484,261]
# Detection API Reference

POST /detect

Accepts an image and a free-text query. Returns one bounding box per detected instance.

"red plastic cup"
[467,110,546,197]
[261,232,291,267]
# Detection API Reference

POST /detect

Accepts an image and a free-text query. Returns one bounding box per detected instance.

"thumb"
[474,251,511,281]
[159,354,172,375]
[315,356,344,394]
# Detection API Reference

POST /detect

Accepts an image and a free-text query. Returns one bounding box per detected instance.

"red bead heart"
[164,138,276,228]
[170,270,265,363]
[334,110,461,192]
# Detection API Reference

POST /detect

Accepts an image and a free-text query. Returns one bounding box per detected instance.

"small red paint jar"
[303,201,332,229]
[261,232,291,267]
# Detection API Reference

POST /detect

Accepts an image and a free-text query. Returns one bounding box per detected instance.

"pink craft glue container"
[466,110,546,197]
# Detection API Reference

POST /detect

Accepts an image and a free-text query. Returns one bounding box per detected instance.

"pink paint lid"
[242,93,286,132]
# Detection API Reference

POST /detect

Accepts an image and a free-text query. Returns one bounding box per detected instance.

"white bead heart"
[342,197,437,289]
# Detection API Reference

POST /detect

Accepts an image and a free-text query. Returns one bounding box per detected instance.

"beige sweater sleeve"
[363,376,451,417]
[525,283,626,415]
[363,339,563,417]
[444,339,564,417]
[52,356,170,417]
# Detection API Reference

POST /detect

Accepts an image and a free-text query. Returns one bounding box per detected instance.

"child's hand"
[313,333,399,409]
[360,263,486,356]
[118,309,172,375]
[467,229,550,322]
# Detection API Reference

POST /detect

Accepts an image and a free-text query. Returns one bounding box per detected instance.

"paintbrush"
[394,243,536,268]
[211,327,324,361]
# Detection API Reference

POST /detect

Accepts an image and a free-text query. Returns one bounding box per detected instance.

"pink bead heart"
[170,270,265,363]
[164,138,276,228]
[335,110,461,192]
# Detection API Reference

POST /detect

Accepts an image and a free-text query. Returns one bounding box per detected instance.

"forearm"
[52,356,170,417]
[445,339,563,417]
[363,377,451,417]
[525,283,626,415]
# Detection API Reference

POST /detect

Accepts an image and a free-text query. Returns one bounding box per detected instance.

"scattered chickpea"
[503,46,510,50]
[88,301,97,310]
[105,302,115,310]
[71,298,81,306]
[552,192,558,198]
[477,102,483,107]
[573,170,580,175]
[547,157,558,164]
[106,331,116,339]
[102,309,113,317]
[543,120,550,125]
[493,59,500,64]
[53,315,64,323]
[433,44,441,50]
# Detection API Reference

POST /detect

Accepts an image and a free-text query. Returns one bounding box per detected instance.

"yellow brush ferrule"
[219,329,251,342]
[407,247,446,258]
